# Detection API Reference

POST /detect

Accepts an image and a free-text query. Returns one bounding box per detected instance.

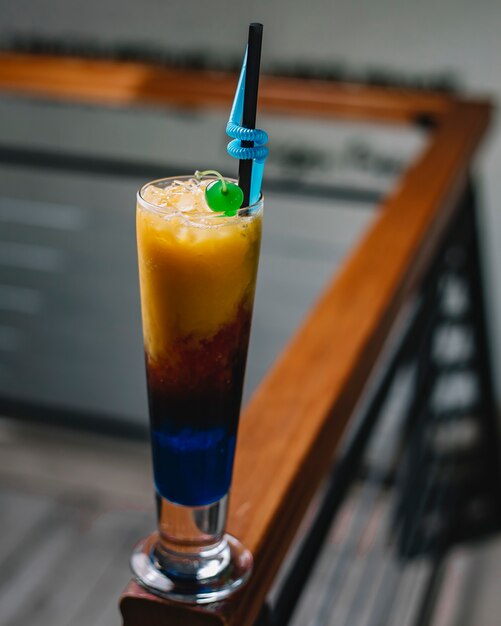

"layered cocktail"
[131,174,262,602]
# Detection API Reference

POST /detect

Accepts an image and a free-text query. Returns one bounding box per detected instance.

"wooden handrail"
[121,97,492,625]
[0,53,491,625]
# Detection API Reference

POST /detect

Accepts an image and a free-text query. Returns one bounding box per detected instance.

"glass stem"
[153,494,231,580]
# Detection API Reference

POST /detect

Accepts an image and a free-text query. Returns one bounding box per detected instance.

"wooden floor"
[2,417,501,625]
[0,419,154,626]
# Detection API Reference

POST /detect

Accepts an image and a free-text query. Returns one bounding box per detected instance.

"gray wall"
[2,0,501,403]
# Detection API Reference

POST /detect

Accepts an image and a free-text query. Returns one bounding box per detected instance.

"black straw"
[238,23,263,207]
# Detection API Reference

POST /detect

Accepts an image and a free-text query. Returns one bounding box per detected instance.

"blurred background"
[0,1,500,625]
[2,0,501,401]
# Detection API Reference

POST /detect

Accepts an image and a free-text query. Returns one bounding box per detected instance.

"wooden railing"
[0,53,492,625]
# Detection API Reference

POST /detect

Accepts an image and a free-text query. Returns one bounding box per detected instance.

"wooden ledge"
[122,98,490,625]
[120,582,223,626]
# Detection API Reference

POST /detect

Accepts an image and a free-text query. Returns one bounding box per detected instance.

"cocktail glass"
[131,175,262,603]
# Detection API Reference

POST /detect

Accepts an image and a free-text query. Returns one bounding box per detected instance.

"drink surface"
[137,177,262,506]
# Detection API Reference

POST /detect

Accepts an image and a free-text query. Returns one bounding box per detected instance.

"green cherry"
[205,180,244,215]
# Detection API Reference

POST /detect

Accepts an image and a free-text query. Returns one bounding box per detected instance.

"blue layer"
[151,426,236,506]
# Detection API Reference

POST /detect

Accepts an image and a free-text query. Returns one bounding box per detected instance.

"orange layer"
[137,204,261,364]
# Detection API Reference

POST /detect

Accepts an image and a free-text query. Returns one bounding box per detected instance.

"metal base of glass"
[130,495,253,604]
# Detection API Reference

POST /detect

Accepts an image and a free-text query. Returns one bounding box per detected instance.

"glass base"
[131,531,253,604]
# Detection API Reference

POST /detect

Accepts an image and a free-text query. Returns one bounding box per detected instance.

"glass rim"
[137,174,264,219]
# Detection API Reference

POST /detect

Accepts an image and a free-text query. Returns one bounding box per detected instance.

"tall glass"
[131,175,262,603]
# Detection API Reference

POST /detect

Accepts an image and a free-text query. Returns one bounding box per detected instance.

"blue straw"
[226,41,268,205]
